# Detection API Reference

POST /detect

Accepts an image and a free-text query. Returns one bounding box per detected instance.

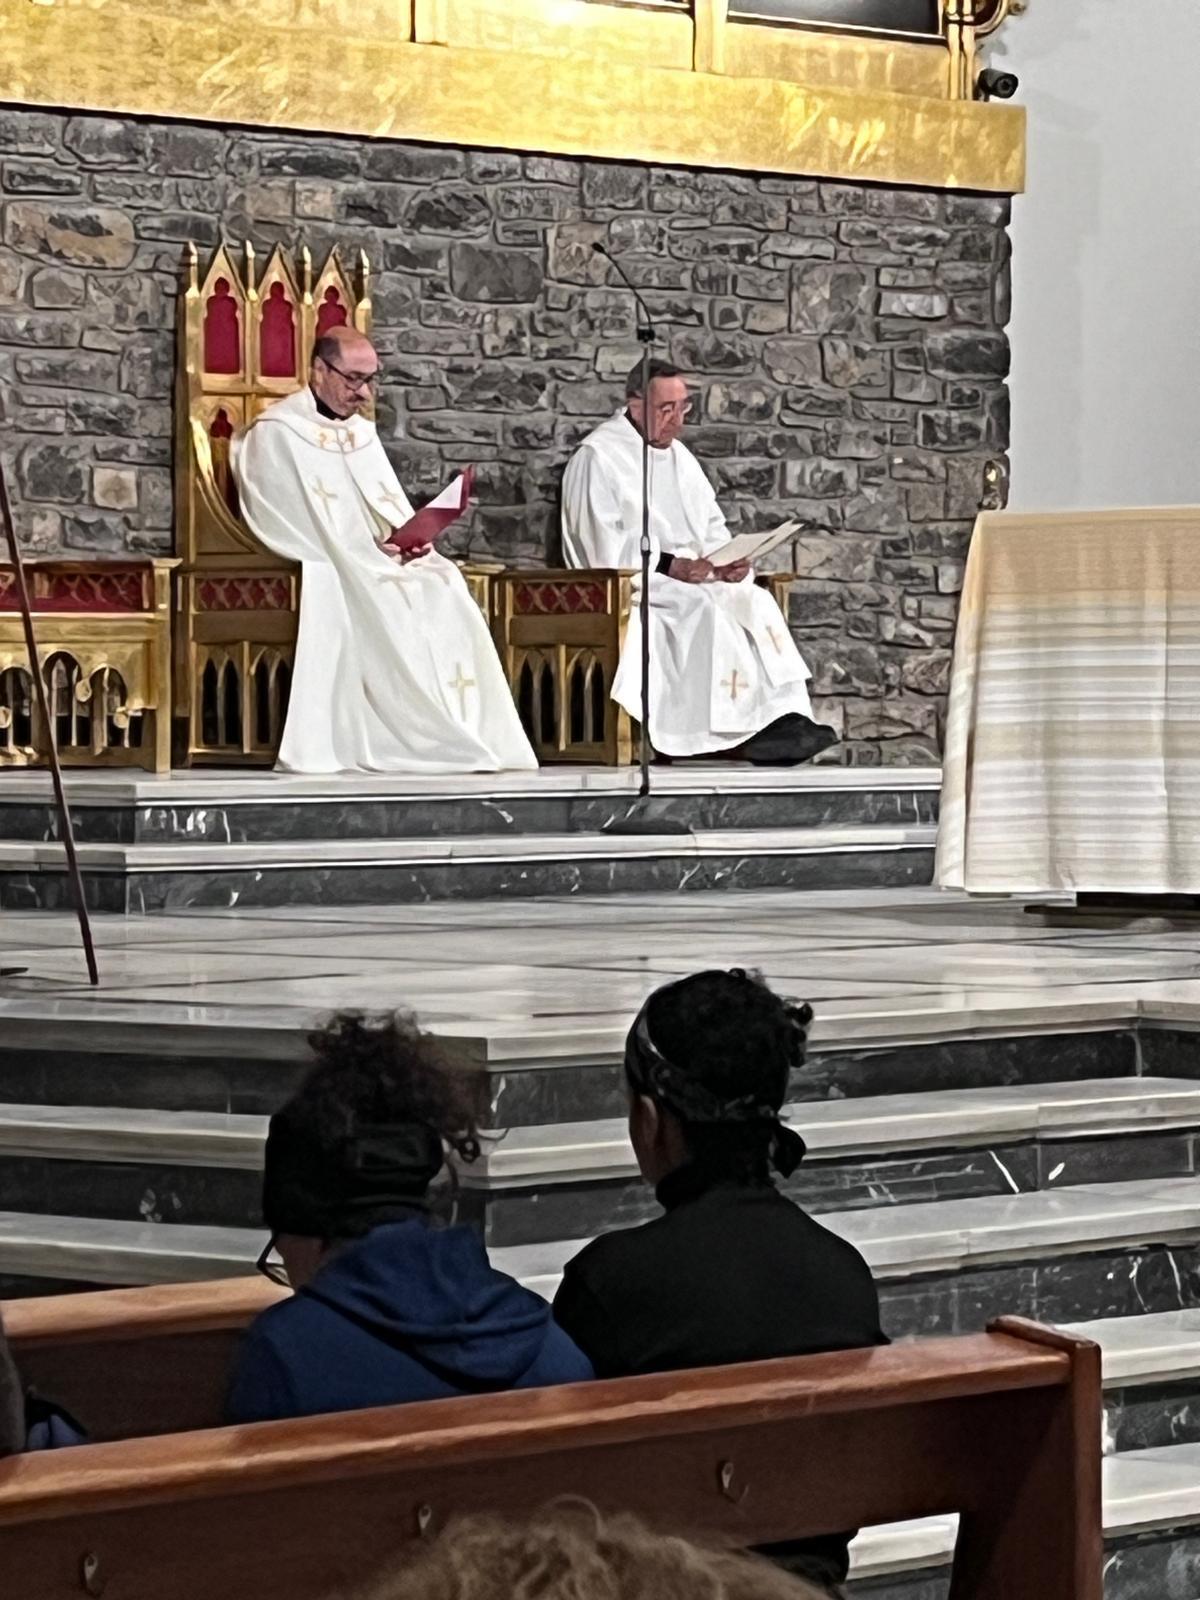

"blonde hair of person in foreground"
[361,1502,832,1600]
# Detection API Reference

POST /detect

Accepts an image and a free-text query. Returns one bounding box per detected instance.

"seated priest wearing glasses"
[231,326,536,775]
[562,362,836,765]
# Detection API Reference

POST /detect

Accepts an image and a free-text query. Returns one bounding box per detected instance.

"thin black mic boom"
[592,242,655,341]
[588,241,687,830]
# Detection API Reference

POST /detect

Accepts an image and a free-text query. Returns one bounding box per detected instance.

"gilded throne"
[177,238,642,768]
[176,240,372,765]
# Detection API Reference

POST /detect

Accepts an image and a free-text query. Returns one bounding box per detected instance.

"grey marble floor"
[4,885,1200,1058]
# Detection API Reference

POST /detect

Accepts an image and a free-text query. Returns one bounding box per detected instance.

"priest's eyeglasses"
[256,1234,291,1288]
[320,357,382,391]
[651,399,693,418]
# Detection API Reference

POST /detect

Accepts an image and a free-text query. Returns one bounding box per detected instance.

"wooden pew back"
[5,1280,283,1441]
[0,1309,1100,1600]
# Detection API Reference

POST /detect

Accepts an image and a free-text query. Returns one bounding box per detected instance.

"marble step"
[0,992,1162,1125]
[4,1178,1200,1336]
[848,1441,1200,1598]
[495,1177,1200,1314]
[1066,1309,1200,1456]
[1,1079,1197,1233]
[461,1076,1200,1245]
[0,765,941,846]
[0,824,937,912]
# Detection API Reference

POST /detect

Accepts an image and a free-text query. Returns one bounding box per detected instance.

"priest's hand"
[385,542,433,564]
[718,560,752,584]
[668,556,717,584]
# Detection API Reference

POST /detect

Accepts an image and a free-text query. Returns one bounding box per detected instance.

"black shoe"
[739,715,839,767]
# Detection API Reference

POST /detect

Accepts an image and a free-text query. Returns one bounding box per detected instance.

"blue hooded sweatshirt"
[226,1219,593,1425]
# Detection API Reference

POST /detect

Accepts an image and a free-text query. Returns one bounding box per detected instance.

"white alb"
[562,410,816,757]
[231,388,537,775]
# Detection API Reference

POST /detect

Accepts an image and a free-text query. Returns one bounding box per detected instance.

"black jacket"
[553,1165,887,1589]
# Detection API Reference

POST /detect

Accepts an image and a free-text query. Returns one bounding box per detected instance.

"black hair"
[632,969,812,1184]
[262,1011,481,1240]
[624,359,685,399]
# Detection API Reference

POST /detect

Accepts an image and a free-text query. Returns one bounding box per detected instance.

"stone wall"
[0,106,1011,763]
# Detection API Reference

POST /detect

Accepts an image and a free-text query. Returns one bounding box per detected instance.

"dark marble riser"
[0,1048,309,1116]
[851,1527,1200,1600]
[850,1568,949,1600]
[485,1030,1139,1130]
[1108,1378,1200,1453]
[0,1156,263,1231]
[463,1129,1200,1248]
[0,1028,1143,1121]
[0,788,940,846]
[5,1128,1195,1235]
[0,846,935,912]
[3,1240,1199,1340]
[879,1242,1200,1340]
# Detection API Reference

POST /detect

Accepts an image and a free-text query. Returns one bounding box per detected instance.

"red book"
[385,468,475,552]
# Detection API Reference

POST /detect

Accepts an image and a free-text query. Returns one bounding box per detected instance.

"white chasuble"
[562,411,815,757]
[231,388,536,775]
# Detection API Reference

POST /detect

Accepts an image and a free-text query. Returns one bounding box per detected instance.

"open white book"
[707,518,801,569]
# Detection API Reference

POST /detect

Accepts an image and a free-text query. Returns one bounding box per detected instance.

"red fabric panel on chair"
[315,287,348,337]
[210,411,239,515]
[260,282,297,378]
[203,279,241,375]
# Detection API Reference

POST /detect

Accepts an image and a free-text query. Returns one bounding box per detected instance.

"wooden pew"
[4,1279,284,1441]
[0,1306,1100,1600]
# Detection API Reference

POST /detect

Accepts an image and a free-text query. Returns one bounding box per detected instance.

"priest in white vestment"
[231,326,536,775]
[561,361,836,764]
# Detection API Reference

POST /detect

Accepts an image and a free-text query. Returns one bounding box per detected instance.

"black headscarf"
[624,996,808,1178]
[262,1106,446,1239]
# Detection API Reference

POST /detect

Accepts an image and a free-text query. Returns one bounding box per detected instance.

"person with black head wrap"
[553,970,885,1596]
[226,1012,592,1426]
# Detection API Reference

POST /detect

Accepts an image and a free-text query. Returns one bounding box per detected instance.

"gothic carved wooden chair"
[0,561,175,773]
[175,240,376,765]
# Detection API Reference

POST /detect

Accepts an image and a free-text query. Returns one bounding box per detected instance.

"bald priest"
[562,362,837,766]
[232,326,536,775]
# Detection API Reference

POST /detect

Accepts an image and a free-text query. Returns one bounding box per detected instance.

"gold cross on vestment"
[377,484,409,518]
[765,626,784,655]
[310,479,338,511]
[316,429,330,450]
[449,663,477,719]
[722,668,745,702]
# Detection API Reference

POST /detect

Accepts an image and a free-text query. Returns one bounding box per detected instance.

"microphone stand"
[591,242,690,837]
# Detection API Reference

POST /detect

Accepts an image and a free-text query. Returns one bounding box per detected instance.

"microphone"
[592,241,655,344]
[586,241,688,827]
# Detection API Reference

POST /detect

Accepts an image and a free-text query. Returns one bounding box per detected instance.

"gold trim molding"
[0,0,1025,194]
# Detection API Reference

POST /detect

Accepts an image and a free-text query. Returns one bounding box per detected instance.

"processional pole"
[0,455,99,986]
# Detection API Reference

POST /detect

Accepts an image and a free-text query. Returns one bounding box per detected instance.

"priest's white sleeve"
[562,445,652,570]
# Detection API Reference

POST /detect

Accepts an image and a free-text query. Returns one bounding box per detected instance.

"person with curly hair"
[552,970,886,1593]
[226,1012,593,1425]
[362,1504,830,1600]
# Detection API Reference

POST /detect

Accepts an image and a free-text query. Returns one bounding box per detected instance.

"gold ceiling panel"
[438,0,693,70]
[722,22,950,99]
[0,0,1025,194]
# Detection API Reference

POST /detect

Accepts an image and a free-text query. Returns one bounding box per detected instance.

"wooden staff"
[0,456,99,987]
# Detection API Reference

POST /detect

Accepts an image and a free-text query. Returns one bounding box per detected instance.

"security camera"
[977,68,1020,100]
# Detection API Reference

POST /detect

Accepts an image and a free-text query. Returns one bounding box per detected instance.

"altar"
[937,506,1200,895]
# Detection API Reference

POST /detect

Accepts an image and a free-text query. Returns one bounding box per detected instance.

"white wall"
[996,1,1200,509]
